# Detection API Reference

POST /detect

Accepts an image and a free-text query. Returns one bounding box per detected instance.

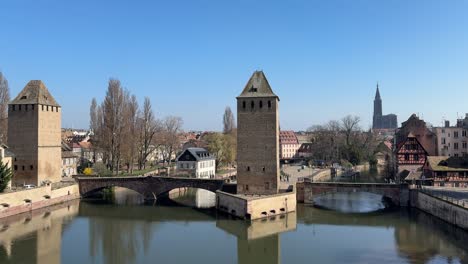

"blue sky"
[1,0,467,131]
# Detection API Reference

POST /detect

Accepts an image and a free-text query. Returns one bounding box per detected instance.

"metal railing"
[420,187,468,209]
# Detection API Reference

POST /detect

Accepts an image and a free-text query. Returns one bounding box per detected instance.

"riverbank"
[0,184,80,219]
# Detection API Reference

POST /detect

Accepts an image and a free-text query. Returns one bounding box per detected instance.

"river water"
[1,188,468,264]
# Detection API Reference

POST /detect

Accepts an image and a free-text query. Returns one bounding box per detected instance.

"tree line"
[90,79,183,175]
[307,115,378,166]
[203,107,237,171]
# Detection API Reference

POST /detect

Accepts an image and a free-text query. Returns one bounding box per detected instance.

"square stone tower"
[236,71,280,195]
[8,80,62,186]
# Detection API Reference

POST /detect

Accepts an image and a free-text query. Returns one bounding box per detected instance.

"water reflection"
[0,200,79,264]
[314,192,388,213]
[1,191,468,264]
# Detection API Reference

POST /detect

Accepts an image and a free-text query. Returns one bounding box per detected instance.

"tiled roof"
[237,71,278,99]
[427,156,468,172]
[280,131,299,144]
[10,80,60,106]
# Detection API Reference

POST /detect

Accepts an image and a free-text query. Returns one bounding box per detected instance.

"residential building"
[423,156,468,187]
[434,114,468,157]
[61,142,78,177]
[176,147,215,178]
[236,71,280,195]
[279,131,300,160]
[372,84,398,131]
[395,133,428,183]
[395,114,437,156]
[0,144,14,189]
[297,143,313,159]
[8,80,62,186]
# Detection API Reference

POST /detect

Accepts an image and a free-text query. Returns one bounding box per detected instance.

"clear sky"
[1,0,468,131]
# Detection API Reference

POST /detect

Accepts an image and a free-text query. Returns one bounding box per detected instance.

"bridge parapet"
[76,176,225,200]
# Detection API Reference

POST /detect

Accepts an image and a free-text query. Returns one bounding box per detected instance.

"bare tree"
[160,116,183,173]
[137,97,158,170]
[102,79,126,174]
[0,72,10,143]
[122,94,139,174]
[223,106,235,134]
[90,98,98,134]
[341,115,361,147]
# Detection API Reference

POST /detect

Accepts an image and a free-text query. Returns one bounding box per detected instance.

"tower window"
[251,101,254,109]
[242,101,246,109]
[247,166,250,171]
[42,105,44,111]
[259,101,263,108]
[56,107,58,112]
[262,167,265,172]
[12,105,15,111]
[14,165,17,171]
[30,165,33,170]
[32,104,34,110]
[268,100,271,108]
[22,165,25,171]
[46,106,49,111]
[19,105,21,111]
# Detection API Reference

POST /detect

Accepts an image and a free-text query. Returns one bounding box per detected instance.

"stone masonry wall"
[411,190,468,230]
[0,184,79,219]
[237,97,280,195]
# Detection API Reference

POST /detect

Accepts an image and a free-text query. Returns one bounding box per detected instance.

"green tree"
[0,160,13,192]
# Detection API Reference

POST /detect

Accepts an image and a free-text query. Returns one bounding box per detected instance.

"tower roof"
[237,71,278,99]
[375,83,381,100]
[10,80,60,106]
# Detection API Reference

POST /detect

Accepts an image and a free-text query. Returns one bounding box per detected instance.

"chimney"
[445,120,450,128]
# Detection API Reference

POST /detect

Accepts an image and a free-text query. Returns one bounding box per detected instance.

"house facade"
[434,114,468,157]
[279,131,300,160]
[61,142,78,177]
[0,144,14,189]
[176,148,215,178]
[423,156,468,187]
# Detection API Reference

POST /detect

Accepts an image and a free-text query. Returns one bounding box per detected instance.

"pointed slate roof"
[375,83,381,100]
[10,80,60,106]
[237,71,279,99]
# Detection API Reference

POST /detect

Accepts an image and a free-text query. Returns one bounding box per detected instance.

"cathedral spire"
[375,82,381,100]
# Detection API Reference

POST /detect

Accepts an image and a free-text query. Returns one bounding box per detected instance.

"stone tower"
[8,80,62,186]
[236,71,279,195]
[373,83,382,129]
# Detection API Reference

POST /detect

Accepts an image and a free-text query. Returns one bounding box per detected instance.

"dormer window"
[249,85,258,93]
[21,96,27,100]
[242,101,246,109]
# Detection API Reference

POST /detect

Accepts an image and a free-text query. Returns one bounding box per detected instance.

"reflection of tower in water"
[0,200,79,264]
[217,212,297,264]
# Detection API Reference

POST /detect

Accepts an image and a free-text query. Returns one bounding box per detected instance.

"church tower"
[236,71,280,195]
[373,83,382,129]
[8,80,62,186]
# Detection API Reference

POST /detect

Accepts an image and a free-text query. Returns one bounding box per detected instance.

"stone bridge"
[76,176,225,200]
[297,182,409,206]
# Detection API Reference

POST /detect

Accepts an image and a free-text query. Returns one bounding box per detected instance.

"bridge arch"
[302,182,405,206]
[77,176,225,201]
